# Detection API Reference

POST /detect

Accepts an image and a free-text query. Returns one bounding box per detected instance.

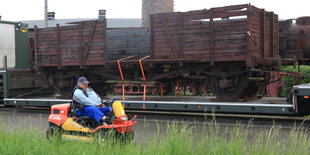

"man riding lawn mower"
[47,77,136,142]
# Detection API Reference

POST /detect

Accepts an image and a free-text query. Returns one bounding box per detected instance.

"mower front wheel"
[117,130,135,142]
[46,122,61,140]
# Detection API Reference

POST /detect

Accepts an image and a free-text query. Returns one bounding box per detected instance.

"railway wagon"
[33,20,107,68]
[279,16,310,63]
[28,4,296,100]
[32,20,108,93]
[149,4,294,101]
[31,19,152,96]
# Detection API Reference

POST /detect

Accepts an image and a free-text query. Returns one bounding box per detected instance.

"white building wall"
[0,23,16,68]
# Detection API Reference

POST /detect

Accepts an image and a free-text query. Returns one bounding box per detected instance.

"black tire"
[125,130,135,142]
[46,122,61,140]
[97,131,109,144]
[116,130,134,143]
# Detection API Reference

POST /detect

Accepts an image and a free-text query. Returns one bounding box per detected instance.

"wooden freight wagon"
[33,20,107,70]
[32,20,107,92]
[150,4,294,100]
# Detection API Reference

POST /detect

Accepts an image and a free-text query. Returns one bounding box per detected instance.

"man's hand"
[97,104,106,108]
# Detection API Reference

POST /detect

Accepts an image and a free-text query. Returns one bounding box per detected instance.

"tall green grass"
[0,120,309,155]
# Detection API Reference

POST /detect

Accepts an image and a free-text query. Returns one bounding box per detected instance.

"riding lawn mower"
[47,99,136,142]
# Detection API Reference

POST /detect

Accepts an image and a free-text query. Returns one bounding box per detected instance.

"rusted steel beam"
[255,57,280,66]
[255,56,296,67]
[160,14,178,57]
[119,55,136,61]
[82,20,98,67]
[56,24,61,69]
[106,80,157,84]
[150,68,191,81]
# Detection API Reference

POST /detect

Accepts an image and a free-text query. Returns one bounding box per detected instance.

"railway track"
[1,106,309,129]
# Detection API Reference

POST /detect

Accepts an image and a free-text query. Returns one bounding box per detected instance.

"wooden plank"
[212,4,248,13]
[82,20,97,67]
[56,24,61,69]
[210,9,214,66]
[160,14,178,58]
[178,13,184,58]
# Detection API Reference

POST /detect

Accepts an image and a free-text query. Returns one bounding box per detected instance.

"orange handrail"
[117,60,124,81]
[117,56,135,108]
[139,60,146,81]
[139,55,150,109]
[117,60,125,108]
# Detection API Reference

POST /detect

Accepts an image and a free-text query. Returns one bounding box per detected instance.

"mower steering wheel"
[102,99,115,107]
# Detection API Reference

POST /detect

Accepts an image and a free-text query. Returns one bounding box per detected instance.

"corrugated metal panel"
[0,23,16,68]
[107,28,150,60]
[23,18,141,29]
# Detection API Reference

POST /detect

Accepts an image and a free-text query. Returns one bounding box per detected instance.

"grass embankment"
[0,120,309,155]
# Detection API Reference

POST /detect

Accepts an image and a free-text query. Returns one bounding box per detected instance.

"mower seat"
[69,102,100,128]
[69,102,92,120]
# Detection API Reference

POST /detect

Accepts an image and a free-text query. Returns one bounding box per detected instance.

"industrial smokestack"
[44,0,48,27]
[142,0,174,27]
[48,12,55,20]
[98,10,106,20]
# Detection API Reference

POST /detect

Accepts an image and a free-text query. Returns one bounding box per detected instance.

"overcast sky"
[0,0,309,21]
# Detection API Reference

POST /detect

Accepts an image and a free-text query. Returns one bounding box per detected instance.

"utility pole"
[44,0,48,28]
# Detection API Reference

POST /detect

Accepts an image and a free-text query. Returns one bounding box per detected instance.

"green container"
[0,20,30,69]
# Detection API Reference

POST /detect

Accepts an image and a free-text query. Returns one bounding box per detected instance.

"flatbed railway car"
[2,83,310,115]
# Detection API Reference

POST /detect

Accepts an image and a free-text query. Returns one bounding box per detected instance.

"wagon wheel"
[209,66,251,101]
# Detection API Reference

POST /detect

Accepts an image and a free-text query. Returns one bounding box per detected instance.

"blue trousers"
[77,106,112,123]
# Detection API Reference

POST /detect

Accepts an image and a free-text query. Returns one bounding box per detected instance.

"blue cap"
[77,76,89,84]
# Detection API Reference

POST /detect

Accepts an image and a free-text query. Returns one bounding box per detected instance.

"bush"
[281,65,310,97]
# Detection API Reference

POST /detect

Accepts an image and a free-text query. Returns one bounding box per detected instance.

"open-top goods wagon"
[150,4,294,100]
